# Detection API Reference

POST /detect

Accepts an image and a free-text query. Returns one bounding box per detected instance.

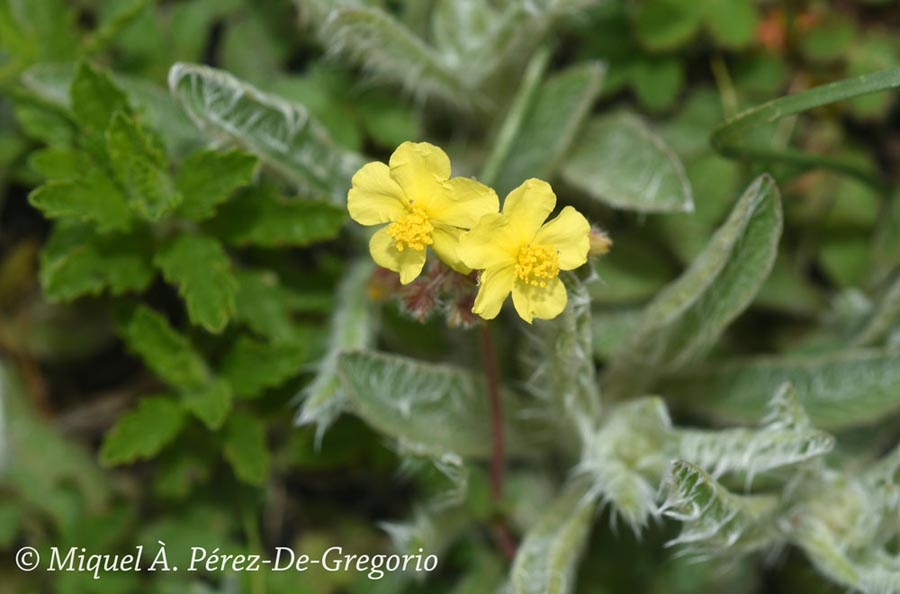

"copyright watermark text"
[14,542,439,581]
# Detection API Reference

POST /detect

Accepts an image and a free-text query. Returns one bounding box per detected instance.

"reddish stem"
[479,321,517,560]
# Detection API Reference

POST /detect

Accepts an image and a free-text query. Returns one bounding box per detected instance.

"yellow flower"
[347,141,498,284]
[458,178,590,323]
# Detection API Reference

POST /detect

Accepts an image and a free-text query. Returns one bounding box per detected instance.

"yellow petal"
[389,141,451,211]
[457,213,520,270]
[369,227,427,285]
[347,161,409,225]
[473,265,515,320]
[430,177,499,228]
[511,277,567,324]
[502,178,556,244]
[431,224,470,274]
[533,206,591,270]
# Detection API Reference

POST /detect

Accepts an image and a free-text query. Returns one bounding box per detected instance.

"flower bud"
[589,228,613,257]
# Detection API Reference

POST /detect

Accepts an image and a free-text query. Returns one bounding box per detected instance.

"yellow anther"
[386,207,434,252]
[515,244,560,288]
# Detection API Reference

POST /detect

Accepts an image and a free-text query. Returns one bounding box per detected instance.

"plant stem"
[479,320,517,560]
[479,321,504,499]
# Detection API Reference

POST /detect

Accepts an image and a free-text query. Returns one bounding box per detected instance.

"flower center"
[386,207,434,252]
[515,244,560,287]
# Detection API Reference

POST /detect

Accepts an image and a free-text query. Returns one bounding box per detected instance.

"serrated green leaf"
[667,350,900,430]
[12,100,77,146]
[29,147,90,180]
[209,184,345,247]
[296,260,375,433]
[661,461,779,554]
[221,414,270,485]
[117,304,209,389]
[28,167,133,232]
[490,62,604,196]
[338,350,533,459]
[106,111,180,220]
[220,335,307,398]
[233,269,309,344]
[155,233,237,333]
[175,148,257,221]
[168,62,363,200]
[561,111,694,213]
[511,480,595,594]
[39,222,155,301]
[182,378,232,430]
[70,62,130,138]
[100,396,187,465]
[117,307,233,431]
[604,175,781,398]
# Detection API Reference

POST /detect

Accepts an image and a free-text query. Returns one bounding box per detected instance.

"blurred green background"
[1,0,899,593]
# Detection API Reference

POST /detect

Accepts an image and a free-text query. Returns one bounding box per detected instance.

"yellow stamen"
[515,244,559,288]
[386,207,434,252]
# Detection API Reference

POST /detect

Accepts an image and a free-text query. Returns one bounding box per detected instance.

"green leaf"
[603,175,782,398]
[490,62,604,196]
[28,167,133,232]
[0,0,78,64]
[234,269,310,344]
[2,363,111,534]
[634,0,703,51]
[220,335,307,398]
[561,111,694,213]
[155,233,237,333]
[175,148,257,221]
[39,222,155,301]
[338,350,531,459]
[106,111,180,220]
[632,57,684,112]
[703,0,757,47]
[29,147,90,180]
[296,260,376,433]
[221,414,270,485]
[666,350,900,430]
[100,396,187,465]
[711,68,900,191]
[320,6,476,109]
[852,275,900,347]
[209,184,345,247]
[117,304,209,389]
[511,480,595,594]
[12,100,77,146]
[660,460,779,554]
[167,62,363,200]
[69,62,130,138]
[0,500,22,548]
[673,384,835,480]
[181,379,232,430]
[116,305,233,428]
